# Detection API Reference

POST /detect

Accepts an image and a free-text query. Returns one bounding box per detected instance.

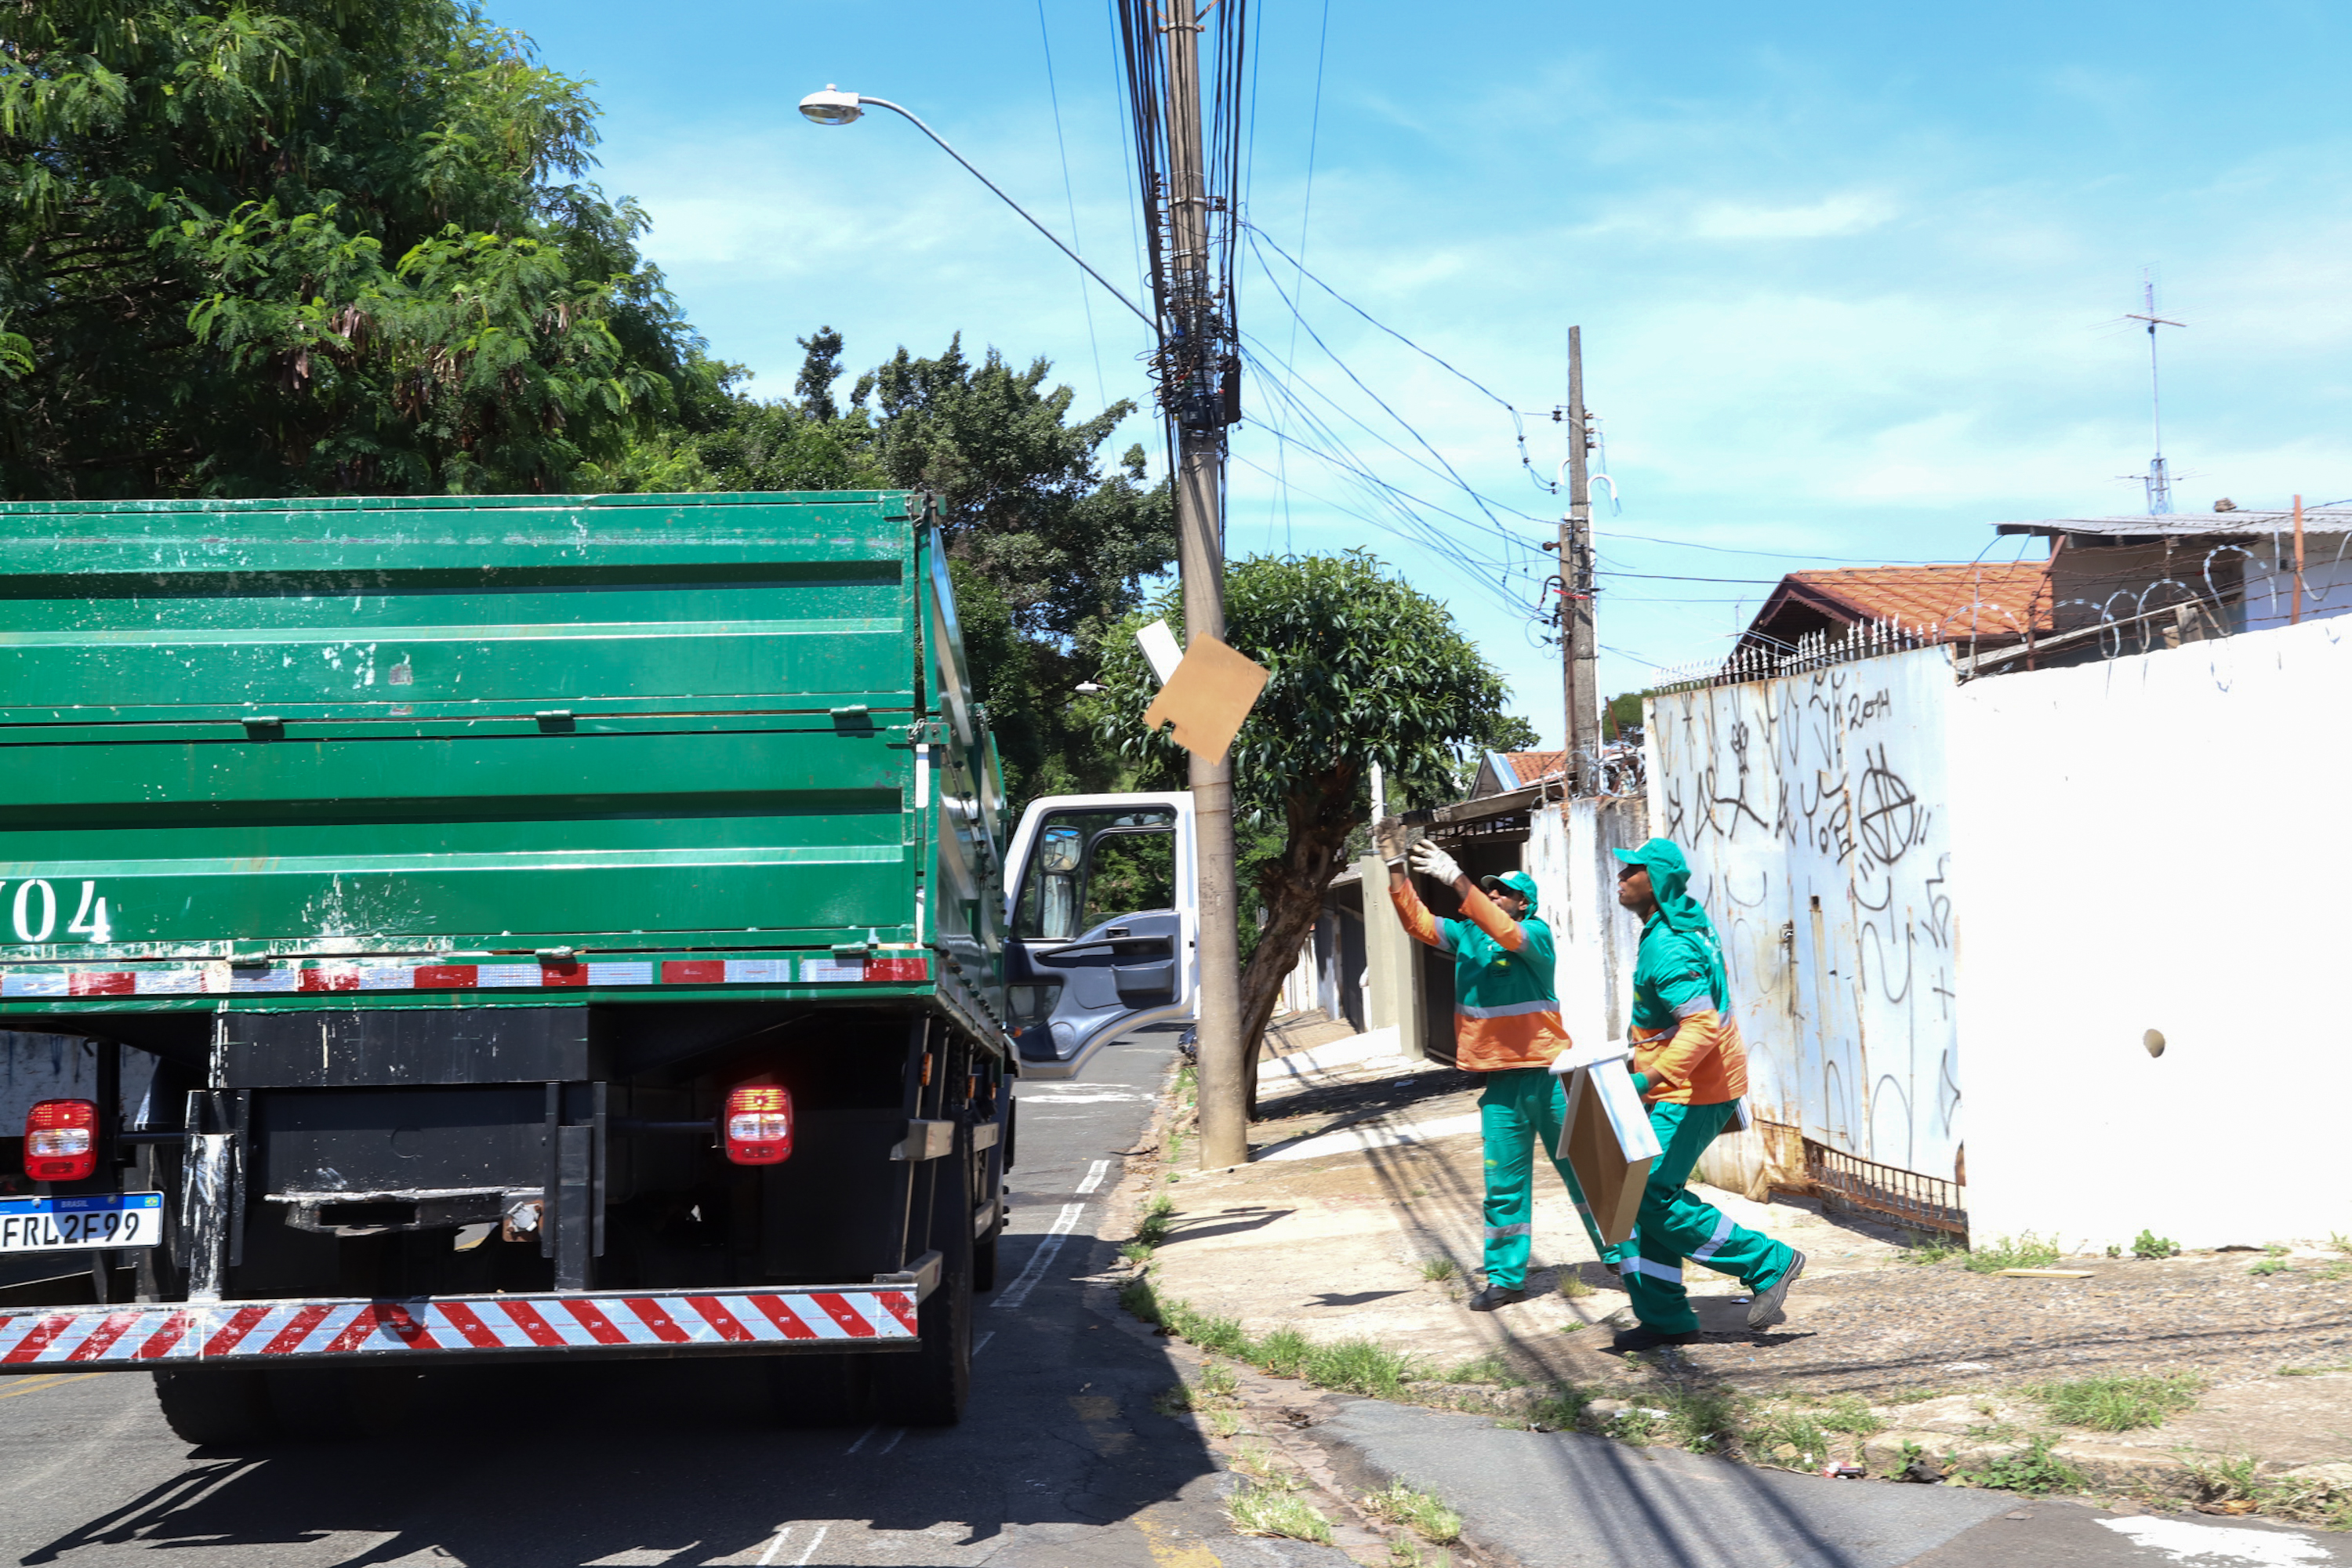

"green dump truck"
[0,492,1200,1436]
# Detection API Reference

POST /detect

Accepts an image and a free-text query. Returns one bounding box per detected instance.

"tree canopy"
[1094,551,1534,1091]
[0,0,724,498]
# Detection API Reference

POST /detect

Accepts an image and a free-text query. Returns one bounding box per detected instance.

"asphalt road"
[0,1029,1345,1568]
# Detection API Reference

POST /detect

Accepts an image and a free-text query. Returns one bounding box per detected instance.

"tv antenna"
[2122,271,2185,515]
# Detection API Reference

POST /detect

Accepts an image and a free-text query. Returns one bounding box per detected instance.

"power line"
[1036,0,1105,408]
[1276,0,1332,555]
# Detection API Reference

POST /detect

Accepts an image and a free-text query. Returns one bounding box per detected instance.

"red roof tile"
[1761,560,2053,641]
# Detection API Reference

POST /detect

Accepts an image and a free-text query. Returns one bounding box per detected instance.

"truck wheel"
[263,1366,418,1439]
[867,1133,975,1426]
[973,1231,998,1293]
[152,1368,279,1446]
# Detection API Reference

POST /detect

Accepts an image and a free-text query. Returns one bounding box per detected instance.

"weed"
[2031,1374,2201,1432]
[1559,1322,1587,1334]
[1662,1387,1740,1454]
[1197,1362,1240,1400]
[1305,1338,1417,1399]
[2331,1231,2352,1257]
[1176,1062,1198,1106]
[1228,1439,1282,1478]
[1120,1275,1164,1325]
[1444,1353,1516,1386]
[2250,1257,2293,1277]
[2279,1360,2352,1377]
[1184,1312,1255,1358]
[1120,1241,1156,1266]
[1743,1404,1830,1467]
[1962,1233,2063,1274]
[1951,1437,2085,1496]
[1558,1272,1595,1298]
[1389,1538,1454,1568]
[2266,1242,2292,1257]
[1253,1327,1312,1379]
[1816,1395,1886,1437]
[1363,1479,1463,1544]
[1207,1408,1243,1438]
[1610,1406,1662,1445]
[1882,1386,1944,1406]
[2132,1229,2181,1260]
[1165,1130,1185,1167]
[1228,1481,1334,1545]
[2268,1465,2352,1532]
[1418,1257,1459,1283]
[2322,1261,2352,1281]
[2183,1451,2264,1509]
[1519,1383,1592,1431]
[1136,1194,1176,1247]
[1902,1234,1969,1267]
[1153,1384,1196,1415]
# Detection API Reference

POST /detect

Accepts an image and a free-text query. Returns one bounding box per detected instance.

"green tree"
[0,0,723,498]
[1095,552,1528,1103]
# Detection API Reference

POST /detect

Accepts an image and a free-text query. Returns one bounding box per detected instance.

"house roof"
[1497,750,1565,786]
[1750,560,2054,642]
[1993,508,2352,539]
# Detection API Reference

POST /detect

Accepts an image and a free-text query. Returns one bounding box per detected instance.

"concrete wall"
[1528,797,1648,1057]
[1951,614,2352,1250]
[1645,646,1962,1187]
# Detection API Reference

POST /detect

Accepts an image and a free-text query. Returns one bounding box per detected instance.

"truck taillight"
[724,1084,793,1165]
[869,953,929,982]
[24,1098,98,1182]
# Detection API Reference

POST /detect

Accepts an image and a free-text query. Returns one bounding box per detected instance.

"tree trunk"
[1235,773,1363,1120]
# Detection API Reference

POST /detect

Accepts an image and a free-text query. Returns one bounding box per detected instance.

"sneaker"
[1467,1284,1532,1312]
[1747,1249,1807,1329]
[1610,1324,1698,1352]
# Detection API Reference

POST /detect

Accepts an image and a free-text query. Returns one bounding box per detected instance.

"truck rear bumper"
[0,1285,920,1373]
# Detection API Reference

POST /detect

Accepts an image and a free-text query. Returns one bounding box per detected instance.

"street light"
[796,85,1156,334]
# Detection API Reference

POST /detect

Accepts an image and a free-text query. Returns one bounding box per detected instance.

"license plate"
[0,1192,165,1254]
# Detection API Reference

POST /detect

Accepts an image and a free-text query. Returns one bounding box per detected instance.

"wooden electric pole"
[1560,327,1599,793]
[1160,0,1249,1170]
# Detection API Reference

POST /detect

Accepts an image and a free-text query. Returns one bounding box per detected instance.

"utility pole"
[1160,0,1248,1170]
[1559,327,1599,794]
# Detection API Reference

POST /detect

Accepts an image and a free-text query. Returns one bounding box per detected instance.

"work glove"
[1408,840,1463,885]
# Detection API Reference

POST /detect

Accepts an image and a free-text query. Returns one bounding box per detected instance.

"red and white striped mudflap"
[0,1287,920,1372]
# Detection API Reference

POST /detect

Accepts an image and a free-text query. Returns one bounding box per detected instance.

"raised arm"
[1406,841,1526,952]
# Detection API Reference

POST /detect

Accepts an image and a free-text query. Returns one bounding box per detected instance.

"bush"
[2132,1229,2180,1260]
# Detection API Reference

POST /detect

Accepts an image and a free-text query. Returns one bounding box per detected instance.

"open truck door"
[1003,793,1197,1079]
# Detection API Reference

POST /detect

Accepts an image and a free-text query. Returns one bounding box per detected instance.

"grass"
[1900,1233,1970,1266]
[1228,1480,1334,1545]
[1152,1384,1196,1415]
[1743,1404,1831,1467]
[2332,1231,2352,1256]
[1814,1395,1885,1437]
[1515,1383,1592,1432]
[1661,1387,1740,1455]
[1950,1436,2085,1496]
[1305,1338,1418,1399]
[1443,1353,1519,1386]
[2031,1374,2201,1432]
[1197,1362,1240,1399]
[1228,1439,1282,1479]
[1558,1272,1595,1298]
[1136,1193,1176,1247]
[1120,1240,1156,1265]
[1363,1479,1463,1544]
[1207,1408,1243,1438]
[1389,1539,1454,1568]
[1417,1257,1459,1283]
[1254,1327,1312,1379]
[2250,1257,2294,1277]
[1962,1233,2064,1273]
[2132,1229,2181,1260]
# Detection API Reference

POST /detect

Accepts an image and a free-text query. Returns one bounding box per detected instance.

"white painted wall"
[1951,615,2352,1250]
[1528,796,1647,1056]
[1645,646,1963,1184]
[2236,535,2352,634]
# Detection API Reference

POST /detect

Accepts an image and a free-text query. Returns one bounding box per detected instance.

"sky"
[498,0,2352,747]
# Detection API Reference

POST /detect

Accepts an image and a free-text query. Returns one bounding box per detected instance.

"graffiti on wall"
[1645,645,1960,1181]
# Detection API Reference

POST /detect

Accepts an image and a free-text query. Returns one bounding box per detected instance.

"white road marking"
[791,1526,829,1566]
[877,1428,906,1455]
[756,1526,793,1566]
[1018,1092,1145,1104]
[975,1330,996,1356]
[2098,1517,2333,1565]
[1074,1158,1112,1194]
[843,1424,880,1456]
[993,1201,1087,1310]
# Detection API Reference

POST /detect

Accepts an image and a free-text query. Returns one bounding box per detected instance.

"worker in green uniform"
[1609,837,1804,1351]
[1386,838,1628,1310]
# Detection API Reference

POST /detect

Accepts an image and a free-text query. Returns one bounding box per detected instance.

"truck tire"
[867,1133,974,1426]
[152,1368,278,1446]
[263,1366,418,1440]
[764,1352,870,1428]
[972,1230,998,1293]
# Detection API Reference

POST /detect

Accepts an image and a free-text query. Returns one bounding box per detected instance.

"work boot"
[1610,1324,1698,1352]
[1467,1283,1532,1312]
[1747,1249,1807,1329]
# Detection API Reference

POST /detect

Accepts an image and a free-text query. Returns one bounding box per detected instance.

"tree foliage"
[1094,551,1530,1093]
[0,0,724,498]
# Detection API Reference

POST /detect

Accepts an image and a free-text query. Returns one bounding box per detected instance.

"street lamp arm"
[853,96,1160,338]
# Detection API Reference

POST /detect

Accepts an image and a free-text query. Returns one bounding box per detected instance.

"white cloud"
[1687,192,1898,239]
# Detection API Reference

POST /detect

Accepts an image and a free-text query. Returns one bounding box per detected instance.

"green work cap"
[1479,869,1540,913]
[1612,837,1690,881]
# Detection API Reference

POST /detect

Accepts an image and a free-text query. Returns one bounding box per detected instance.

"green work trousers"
[1624,1098,1796,1334]
[1478,1067,1630,1289]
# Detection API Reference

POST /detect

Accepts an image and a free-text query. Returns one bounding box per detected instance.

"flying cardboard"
[1141,632,1269,765]
[1549,1044,1662,1248]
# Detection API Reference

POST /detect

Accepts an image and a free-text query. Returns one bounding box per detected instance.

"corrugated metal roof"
[1994,508,2352,537]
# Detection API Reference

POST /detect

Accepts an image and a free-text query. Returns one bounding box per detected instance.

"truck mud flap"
[0,1286,920,1372]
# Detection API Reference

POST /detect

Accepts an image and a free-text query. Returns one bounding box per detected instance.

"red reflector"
[662,960,726,985]
[724,1084,793,1166]
[868,954,929,983]
[24,1098,98,1182]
